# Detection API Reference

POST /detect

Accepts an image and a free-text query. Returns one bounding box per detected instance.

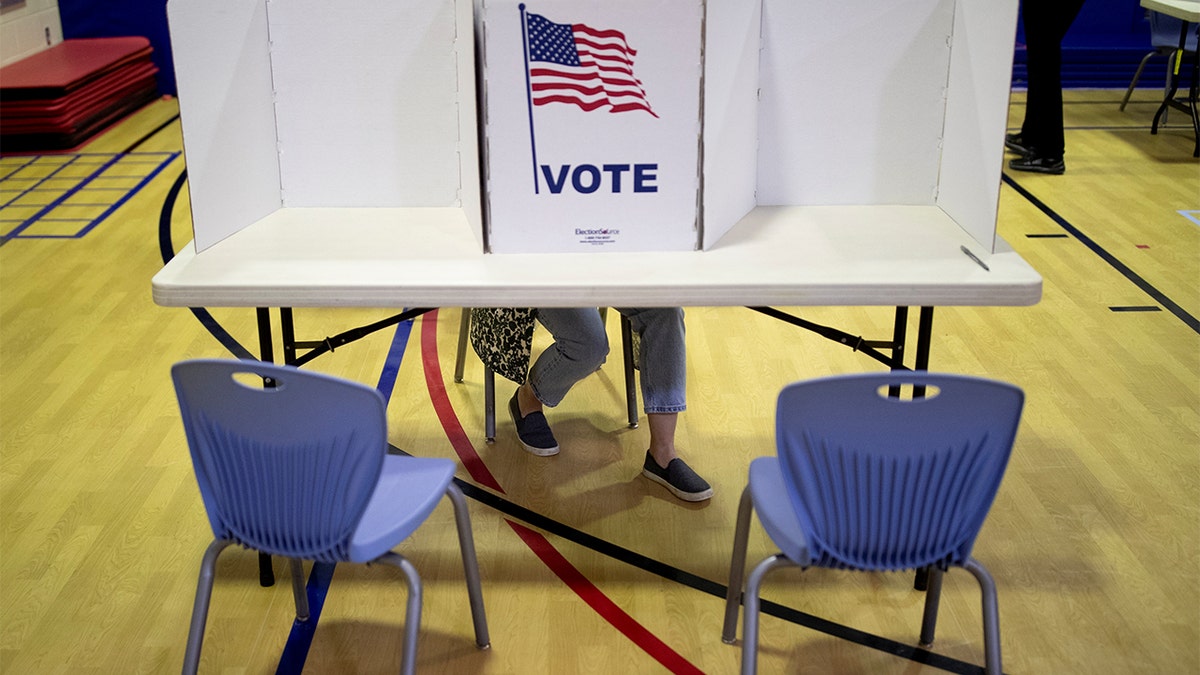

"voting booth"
[167,0,1018,256]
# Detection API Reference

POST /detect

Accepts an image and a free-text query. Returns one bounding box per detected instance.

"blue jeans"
[528,307,686,414]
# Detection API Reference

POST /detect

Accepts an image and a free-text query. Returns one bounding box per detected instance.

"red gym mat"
[1,37,158,153]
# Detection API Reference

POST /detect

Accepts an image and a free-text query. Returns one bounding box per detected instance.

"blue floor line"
[4,152,179,239]
[274,561,336,674]
[274,315,415,675]
[376,317,415,403]
[75,153,179,238]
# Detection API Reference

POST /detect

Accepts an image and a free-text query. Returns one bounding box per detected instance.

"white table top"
[151,205,1042,309]
[1141,0,1200,22]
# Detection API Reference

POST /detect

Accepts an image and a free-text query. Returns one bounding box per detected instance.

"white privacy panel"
[267,1,464,208]
[168,0,480,252]
[169,0,281,251]
[756,0,955,207]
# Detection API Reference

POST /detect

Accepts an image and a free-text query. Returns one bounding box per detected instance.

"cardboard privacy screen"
[478,1,705,253]
[167,0,1017,256]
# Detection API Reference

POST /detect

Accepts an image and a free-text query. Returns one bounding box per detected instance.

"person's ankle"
[517,383,542,417]
[648,446,677,469]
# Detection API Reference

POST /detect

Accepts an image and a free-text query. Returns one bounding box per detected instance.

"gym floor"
[1,88,1197,673]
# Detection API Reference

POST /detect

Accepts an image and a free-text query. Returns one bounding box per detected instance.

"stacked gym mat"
[1,37,159,153]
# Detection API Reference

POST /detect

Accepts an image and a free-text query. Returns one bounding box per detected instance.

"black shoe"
[641,451,713,502]
[1004,133,1033,156]
[508,392,559,456]
[1008,153,1065,175]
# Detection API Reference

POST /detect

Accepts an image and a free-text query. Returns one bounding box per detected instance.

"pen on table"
[960,245,990,271]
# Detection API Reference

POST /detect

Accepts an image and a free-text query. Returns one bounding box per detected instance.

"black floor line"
[158,168,255,360]
[123,113,181,154]
[452,474,989,675]
[1003,172,1199,335]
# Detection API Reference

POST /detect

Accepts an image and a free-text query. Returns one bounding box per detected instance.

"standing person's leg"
[1020,1,1062,155]
[619,307,712,502]
[1013,0,1085,172]
[510,308,609,456]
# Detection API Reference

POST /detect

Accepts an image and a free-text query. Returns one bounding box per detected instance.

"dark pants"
[1020,0,1087,159]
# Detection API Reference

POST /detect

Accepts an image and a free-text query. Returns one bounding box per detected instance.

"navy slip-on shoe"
[642,451,713,502]
[508,391,560,456]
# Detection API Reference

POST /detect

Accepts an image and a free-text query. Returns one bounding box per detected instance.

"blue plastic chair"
[171,359,490,675]
[722,372,1024,675]
[1121,11,1199,111]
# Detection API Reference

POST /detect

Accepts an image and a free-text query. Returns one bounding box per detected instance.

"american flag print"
[525,11,657,117]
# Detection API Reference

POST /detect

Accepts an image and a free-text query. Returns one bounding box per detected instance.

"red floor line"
[419,309,504,493]
[508,520,705,675]
[418,311,704,674]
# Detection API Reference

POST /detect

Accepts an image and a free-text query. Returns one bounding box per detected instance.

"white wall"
[0,0,63,67]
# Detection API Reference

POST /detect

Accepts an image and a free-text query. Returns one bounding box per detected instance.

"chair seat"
[748,457,813,568]
[350,456,457,563]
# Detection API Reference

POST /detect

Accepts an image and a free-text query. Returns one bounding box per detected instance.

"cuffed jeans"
[528,307,686,414]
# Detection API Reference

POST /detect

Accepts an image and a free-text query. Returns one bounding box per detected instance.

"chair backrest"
[171,359,388,562]
[775,372,1024,571]
[1150,12,1198,52]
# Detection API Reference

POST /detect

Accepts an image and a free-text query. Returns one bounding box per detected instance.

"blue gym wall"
[55,0,1180,97]
[1013,0,1179,89]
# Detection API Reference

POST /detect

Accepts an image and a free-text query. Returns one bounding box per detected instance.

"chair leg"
[1121,50,1158,110]
[378,552,423,675]
[484,366,496,443]
[918,566,945,647]
[913,566,929,591]
[963,557,1003,675]
[454,309,471,383]
[447,483,491,649]
[289,558,310,621]
[620,315,638,429]
[182,539,233,675]
[722,486,755,643]
[258,551,275,586]
[742,555,792,675]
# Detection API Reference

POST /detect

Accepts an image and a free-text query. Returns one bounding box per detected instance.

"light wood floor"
[1,89,1197,674]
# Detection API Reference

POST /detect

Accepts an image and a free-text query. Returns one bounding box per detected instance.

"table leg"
[1189,31,1199,157]
[254,307,277,588]
[911,306,935,592]
[281,307,297,366]
[1151,22,1186,133]
[1151,19,1199,157]
[888,307,909,398]
[913,306,935,396]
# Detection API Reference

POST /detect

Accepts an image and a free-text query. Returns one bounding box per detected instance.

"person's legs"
[617,307,686,462]
[1014,0,1085,172]
[618,307,711,501]
[523,308,609,412]
[510,308,608,456]
[1020,1,1064,157]
[618,307,686,413]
